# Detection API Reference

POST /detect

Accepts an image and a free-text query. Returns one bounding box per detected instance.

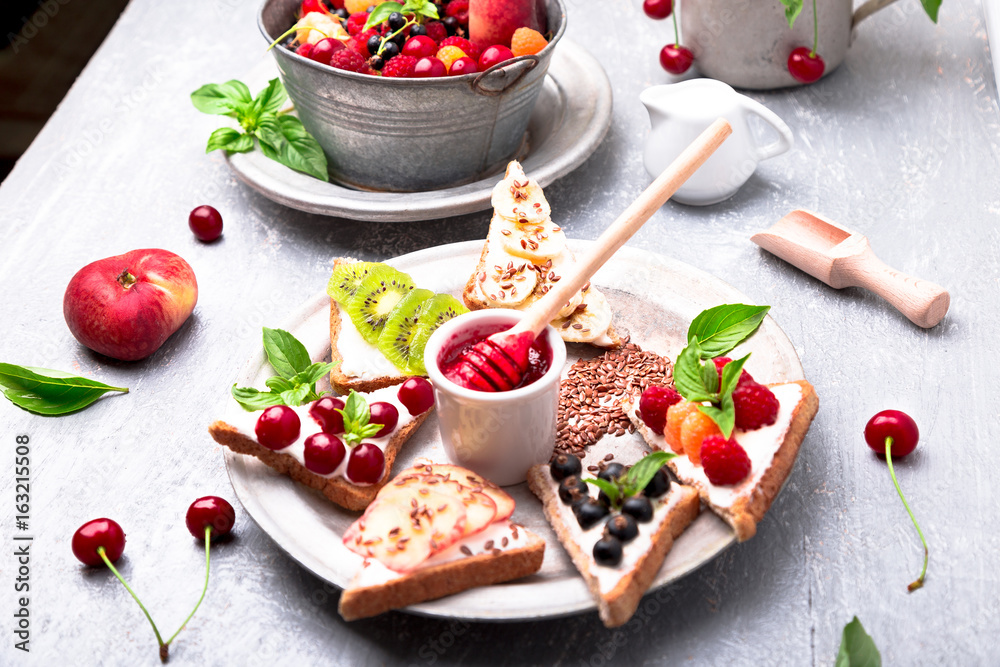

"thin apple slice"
[422,463,516,522]
[380,472,497,537]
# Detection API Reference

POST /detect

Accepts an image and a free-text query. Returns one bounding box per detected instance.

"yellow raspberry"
[510,27,548,57]
[436,45,468,71]
[680,409,721,466]
[665,401,697,454]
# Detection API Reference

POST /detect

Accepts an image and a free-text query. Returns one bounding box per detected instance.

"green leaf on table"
[256,116,329,182]
[778,0,804,27]
[252,78,288,117]
[262,327,312,379]
[687,304,770,359]
[231,385,286,411]
[919,0,941,22]
[364,2,403,32]
[206,127,254,154]
[836,617,881,667]
[0,364,128,415]
[191,80,253,115]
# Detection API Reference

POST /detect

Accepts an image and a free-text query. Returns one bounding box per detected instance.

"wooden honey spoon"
[447,117,733,392]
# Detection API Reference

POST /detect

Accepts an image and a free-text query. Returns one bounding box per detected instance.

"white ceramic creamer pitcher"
[641,79,793,206]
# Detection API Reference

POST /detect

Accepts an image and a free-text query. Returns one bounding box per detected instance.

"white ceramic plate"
[223,240,805,620]
[226,39,612,222]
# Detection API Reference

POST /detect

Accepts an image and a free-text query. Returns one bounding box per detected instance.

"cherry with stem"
[787,0,825,83]
[659,0,693,75]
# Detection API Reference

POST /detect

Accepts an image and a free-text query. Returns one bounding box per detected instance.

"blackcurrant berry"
[622,496,654,523]
[382,41,400,59]
[593,536,623,566]
[644,468,671,498]
[442,16,458,35]
[367,35,383,56]
[573,499,609,530]
[558,475,589,505]
[410,24,427,37]
[605,514,638,543]
[549,453,582,481]
[370,55,385,71]
[387,11,405,31]
[598,462,625,483]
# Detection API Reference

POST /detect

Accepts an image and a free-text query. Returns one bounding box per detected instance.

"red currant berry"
[310,37,345,66]
[643,0,672,19]
[188,205,223,242]
[72,518,126,566]
[479,45,513,70]
[185,496,236,540]
[864,410,919,457]
[309,396,345,434]
[402,35,438,58]
[255,405,300,450]
[347,443,385,484]
[659,44,694,75]
[304,433,346,474]
[413,56,447,78]
[448,56,478,75]
[369,401,399,437]
[639,385,682,435]
[397,377,434,415]
[787,47,825,83]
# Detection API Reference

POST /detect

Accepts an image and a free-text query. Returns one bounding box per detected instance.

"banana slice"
[496,216,567,263]
[551,287,613,343]
[491,162,551,225]
[475,253,537,307]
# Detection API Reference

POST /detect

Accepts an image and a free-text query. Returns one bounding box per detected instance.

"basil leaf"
[688,304,770,359]
[701,356,720,396]
[231,385,285,411]
[584,478,619,507]
[256,116,329,182]
[280,383,313,407]
[698,392,735,439]
[836,617,881,667]
[0,364,128,415]
[920,0,941,21]
[265,376,294,393]
[206,127,254,154]
[401,0,438,19]
[253,78,287,117]
[262,327,312,379]
[290,362,337,387]
[719,354,749,397]
[674,340,716,403]
[623,451,676,497]
[364,2,403,32]
[191,80,253,115]
[778,0,803,27]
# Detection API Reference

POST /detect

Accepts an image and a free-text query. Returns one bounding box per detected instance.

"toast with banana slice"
[462,161,629,349]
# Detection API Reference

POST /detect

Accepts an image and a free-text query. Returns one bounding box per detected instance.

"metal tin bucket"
[259,0,566,192]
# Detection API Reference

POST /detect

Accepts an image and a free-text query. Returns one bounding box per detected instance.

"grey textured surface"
[0,0,997,664]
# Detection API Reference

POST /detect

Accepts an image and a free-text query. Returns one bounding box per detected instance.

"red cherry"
[479,45,513,71]
[369,401,399,437]
[403,35,438,59]
[643,0,672,19]
[347,443,385,484]
[255,405,300,450]
[304,433,347,474]
[448,56,478,75]
[787,46,825,83]
[300,0,328,14]
[413,56,447,78]
[309,396,345,434]
[185,496,236,540]
[865,410,919,457]
[72,518,126,566]
[310,37,345,66]
[639,385,682,435]
[188,205,223,242]
[295,43,315,58]
[659,44,694,74]
[397,377,434,415]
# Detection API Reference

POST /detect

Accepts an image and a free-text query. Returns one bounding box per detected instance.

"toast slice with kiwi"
[328,258,467,394]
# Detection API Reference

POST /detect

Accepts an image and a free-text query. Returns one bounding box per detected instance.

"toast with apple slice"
[338,462,544,621]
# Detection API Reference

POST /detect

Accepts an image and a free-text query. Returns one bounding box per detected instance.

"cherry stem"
[670,0,680,47]
[165,526,213,648]
[810,0,819,56]
[884,436,928,591]
[97,547,167,655]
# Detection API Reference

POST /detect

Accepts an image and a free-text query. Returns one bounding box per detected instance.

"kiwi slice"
[327,261,377,305]
[346,265,415,345]
[377,288,434,371]
[407,294,469,374]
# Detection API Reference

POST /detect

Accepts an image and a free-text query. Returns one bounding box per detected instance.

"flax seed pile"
[555,343,673,456]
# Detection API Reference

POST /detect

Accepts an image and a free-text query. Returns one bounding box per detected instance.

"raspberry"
[665,400,698,454]
[439,35,479,61]
[381,54,417,77]
[712,356,754,391]
[510,27,548,57]
[424,21,447,43]
[445,0,469,24]
[353,29,378,57]
[329,48,369,73]
[346,11,369,35]
[732,381,779,431]
[700,435,751,485]
[680,409,721,466]
[435,45,467,71]
[638,385,681,435]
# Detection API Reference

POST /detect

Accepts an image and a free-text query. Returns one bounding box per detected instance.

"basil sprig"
[672,304,769,438]
[231,327,336,411]
[364,0,439,33]
[0,364,128,415]
[836,617,881,667]
[337,390,386,447]
[584,451,676,509]
[191,78,329,181]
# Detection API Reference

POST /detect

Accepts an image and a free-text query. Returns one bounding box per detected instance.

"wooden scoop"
[450,118,733,392]
[751,209,950,328]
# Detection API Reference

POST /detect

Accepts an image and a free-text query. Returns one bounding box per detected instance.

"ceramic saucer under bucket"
[259,0,567,192]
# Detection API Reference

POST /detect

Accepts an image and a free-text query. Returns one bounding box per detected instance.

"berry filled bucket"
[259,0,566,192]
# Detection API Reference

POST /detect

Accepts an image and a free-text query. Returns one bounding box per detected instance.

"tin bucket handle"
[472,55,540,96]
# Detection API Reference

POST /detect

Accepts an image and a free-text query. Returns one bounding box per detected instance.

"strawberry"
[700,435,751,485]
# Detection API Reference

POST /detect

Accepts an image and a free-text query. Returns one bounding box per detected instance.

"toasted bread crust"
[526,465,700,628]
[337,530,545,621]
[328,257,410,394]
[207,407,431,512]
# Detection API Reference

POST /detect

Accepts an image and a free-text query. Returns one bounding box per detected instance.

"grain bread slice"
[338,525,545,621]
[625,379,819,542]
[328,257,409,395]
[207,402,432,512]
[526,464,700,628]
